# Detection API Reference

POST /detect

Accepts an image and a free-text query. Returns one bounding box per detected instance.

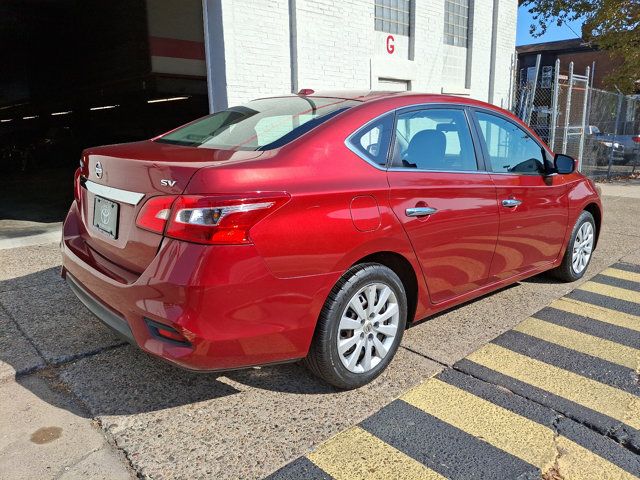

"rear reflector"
[145,318,191,346]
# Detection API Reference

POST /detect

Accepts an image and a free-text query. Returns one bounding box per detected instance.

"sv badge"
[160,179,177,187]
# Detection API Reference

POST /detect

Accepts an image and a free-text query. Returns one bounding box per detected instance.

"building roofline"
[516,38,598,55]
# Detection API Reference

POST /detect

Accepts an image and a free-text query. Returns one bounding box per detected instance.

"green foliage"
[521,0,640,93]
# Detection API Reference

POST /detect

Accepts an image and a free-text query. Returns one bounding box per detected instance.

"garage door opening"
[378,78,411,92]
[0,0,209,228]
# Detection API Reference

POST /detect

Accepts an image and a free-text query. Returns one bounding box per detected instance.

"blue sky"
[517,6,584,46]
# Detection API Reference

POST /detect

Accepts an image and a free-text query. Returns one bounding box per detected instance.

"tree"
[520,0,640,93]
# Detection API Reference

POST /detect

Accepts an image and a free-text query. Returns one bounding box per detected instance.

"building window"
[375,0,410,36]
[444,0,469,47]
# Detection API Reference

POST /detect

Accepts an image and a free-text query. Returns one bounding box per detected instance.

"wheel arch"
[583,202,602,247]
[352,251,419,325]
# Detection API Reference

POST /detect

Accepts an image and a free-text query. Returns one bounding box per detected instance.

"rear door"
[387,106,499,304]
[470,109,569,278]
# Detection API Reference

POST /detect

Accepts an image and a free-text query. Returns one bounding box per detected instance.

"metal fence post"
[630,97,639,175]
[525,54,541,125]
[562,62,574,154]
[607,93,624,179]
[508,52,518,111]
[549,59,560,151]
[577,66,590,171]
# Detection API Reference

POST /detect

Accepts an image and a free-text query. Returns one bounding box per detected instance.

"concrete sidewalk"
[599,178,640,199]
[0,220,61,250]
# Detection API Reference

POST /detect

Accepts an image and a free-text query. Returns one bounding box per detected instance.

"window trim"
[345,103,495,174]
[468,107,551,176]
[387,104,487,173]
[344,111,397,171]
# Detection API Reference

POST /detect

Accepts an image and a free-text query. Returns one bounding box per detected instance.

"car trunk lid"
[77,140,262,274]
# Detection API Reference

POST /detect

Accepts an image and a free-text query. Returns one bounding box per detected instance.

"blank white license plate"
[93,196,119,239]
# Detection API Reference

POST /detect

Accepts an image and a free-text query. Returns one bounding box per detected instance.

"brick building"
[516,38,623,91]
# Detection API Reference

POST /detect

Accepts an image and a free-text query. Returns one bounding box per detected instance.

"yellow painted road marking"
[514,317,639,370]
[579,281,640,304]
[467,343,640,430]
[551,298,640,333]
[402,378,557,469]
[556,436,640,480]
[602,267,640,284]
[307,426,446,480]
[402,378,638,480]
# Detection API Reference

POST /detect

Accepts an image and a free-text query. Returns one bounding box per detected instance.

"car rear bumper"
[61,201,337,371]
[65,273,135,344]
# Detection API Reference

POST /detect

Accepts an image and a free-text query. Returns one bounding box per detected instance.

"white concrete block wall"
[295,0,374,90]
[468,0,495,102]
[219,0,292,106]
[204,0,518,107]
[492,0,518,108]
[411,0,446,93]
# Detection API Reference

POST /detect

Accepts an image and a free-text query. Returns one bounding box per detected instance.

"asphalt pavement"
[272,263,640,479]
[0,183,639,479]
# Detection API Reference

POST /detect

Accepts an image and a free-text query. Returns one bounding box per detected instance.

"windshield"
[156,96,359,150]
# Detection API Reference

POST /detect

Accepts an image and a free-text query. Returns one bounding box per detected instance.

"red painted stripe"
[149,36,205,60]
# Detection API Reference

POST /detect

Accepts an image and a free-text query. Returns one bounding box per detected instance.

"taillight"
[73,167,82,203]
[136,195,177,233]
[74,157,88,204]
[632,135,640,144]
[165,193,290,245]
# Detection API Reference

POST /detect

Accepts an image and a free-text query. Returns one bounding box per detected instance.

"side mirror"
[554,153,576,174]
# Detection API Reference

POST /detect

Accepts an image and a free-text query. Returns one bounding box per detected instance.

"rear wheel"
[304,263,407,389]
[552,211,596,282]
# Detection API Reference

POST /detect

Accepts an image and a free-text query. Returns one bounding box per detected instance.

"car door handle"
[405,207,438,217]
[502,198,522,208]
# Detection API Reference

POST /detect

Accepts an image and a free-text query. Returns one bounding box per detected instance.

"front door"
[387,106,499,304]
[471,110,569,279]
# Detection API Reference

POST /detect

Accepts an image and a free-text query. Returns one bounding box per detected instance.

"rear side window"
[349,114,394,167]
[392,108,478,171]
[476,112,545,174]
[157,97,359,151]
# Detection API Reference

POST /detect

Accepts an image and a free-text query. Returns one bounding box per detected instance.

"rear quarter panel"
[184,104,432,321]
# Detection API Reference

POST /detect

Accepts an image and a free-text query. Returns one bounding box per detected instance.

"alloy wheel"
[572,221,594,274]
[337,283,400,373]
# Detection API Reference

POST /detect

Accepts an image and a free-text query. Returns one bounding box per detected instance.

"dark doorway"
[0,0,209,223]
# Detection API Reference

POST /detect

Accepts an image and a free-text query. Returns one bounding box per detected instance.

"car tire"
[551,211,596,282]
[303,263,407,389]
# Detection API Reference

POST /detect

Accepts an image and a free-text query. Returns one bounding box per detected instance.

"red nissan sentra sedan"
[61,91,602,389]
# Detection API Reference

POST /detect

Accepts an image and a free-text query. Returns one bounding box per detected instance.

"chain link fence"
[512,57,640,179]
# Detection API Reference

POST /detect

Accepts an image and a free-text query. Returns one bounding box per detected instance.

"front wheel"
[303,263,407,389]
[552,211,596,282]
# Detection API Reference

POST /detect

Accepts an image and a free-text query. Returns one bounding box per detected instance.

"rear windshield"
[156,96,359,150]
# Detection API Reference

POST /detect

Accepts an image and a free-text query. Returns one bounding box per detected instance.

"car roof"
[297,90,553,153]
[299,90,502,109]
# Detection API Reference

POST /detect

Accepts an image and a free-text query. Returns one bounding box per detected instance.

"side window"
[392,108,478,171]
[476,112,545,174]
[349,114,394,167]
